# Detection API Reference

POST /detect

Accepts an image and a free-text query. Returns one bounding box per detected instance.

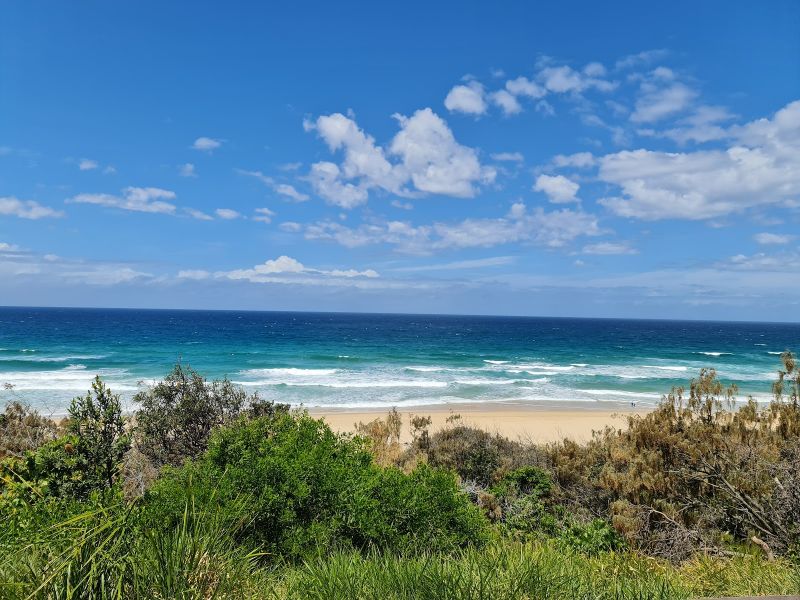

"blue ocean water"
[0,307,797,415]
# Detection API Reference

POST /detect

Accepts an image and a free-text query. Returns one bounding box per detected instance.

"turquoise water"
[0,307,797,415]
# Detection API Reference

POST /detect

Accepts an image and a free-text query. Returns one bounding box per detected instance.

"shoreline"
[309,402,652,444]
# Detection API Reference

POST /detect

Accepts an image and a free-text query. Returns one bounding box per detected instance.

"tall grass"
[267,541,800,600]
[3,518,799,599]
[0,498,265,600]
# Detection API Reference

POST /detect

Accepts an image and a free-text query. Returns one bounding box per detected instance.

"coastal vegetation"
[0,355,799,598]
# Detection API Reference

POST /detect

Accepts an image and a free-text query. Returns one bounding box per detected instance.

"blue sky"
[1,0,799,320]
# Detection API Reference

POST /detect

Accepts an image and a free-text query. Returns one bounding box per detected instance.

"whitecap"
[240,368,337,377]
[483,360,509,365]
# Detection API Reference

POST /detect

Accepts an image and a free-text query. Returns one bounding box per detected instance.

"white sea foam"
[0,366,137,392]
[0,354,108,363]
[696,352,732,357]
[650,365,688,372]
[767,351,783,355]
[241,368,338,377]
[405,366,444,372]
[483,360,509,365]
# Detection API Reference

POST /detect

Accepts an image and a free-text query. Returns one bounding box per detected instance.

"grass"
[2,504,799,599]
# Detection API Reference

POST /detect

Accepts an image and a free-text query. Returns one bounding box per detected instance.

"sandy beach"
[310,403,652,444]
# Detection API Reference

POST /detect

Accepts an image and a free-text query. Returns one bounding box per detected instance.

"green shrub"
[144,411,487,560]
[491,466,552,500]
[559,518,625,555]
[134,363,288,468]
[67,376,129,493]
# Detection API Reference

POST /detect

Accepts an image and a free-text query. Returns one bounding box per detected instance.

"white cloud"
[390,108,496,197]
[308,161,370,208]
[538,65,616,94]
[631,81,696,123]
[184,208,213,221]
[274,183,309,202]
[0,197,64,219]
[306,108,495,206]
[583,62,606,77]
[491,152,524,162]
[615,49,669,70]
[393,256,515,272]
[551,152,596,168]
[444,81,487,115]
[179,163,197,177]
[192,255,381,286]
[534,174,580,203]
[0,248,153,285]
[0,242,20,251]
[68,187,177,214]
[644,105,736,144]
[236,169,310,202]
[754,232,794,245]
[489,89,522,115]
[192,137,222,151]
[79,158,98,171]
[505,76,547,99]
[253,207,275,223]
[302,203,601,254]
[581,242,638,255]
[215,208,241,220]
[598,100,800,220]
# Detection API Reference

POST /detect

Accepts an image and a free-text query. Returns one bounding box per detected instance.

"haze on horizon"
[1,1,799,321]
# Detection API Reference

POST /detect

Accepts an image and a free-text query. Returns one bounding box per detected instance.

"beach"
[311,404,651,443]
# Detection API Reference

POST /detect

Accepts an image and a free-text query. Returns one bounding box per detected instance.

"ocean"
[0,307,797,415]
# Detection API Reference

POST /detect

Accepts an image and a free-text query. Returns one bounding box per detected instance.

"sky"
[1,0,799,320]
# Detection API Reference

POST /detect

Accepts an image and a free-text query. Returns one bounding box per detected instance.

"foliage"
[548,357,800,559]
[68,376,130,492]
[133,363,288,468]
[0,401,61,459]
[144,411,487,559]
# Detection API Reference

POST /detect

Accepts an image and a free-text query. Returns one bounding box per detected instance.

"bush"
[0,401,60,459]
[134,363,288,468]
[68,376,129,492]
[144,411,487,559]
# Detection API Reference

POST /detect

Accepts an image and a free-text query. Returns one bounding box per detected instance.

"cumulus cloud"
[179,163,197,177]
[78,158,98,171]
[538,65,616,94]
[68,187,177,214]
[615,49,669,70]
[0,242,20,251]
[305,108,495,207]
[534,174,580,203]
[631,79,696,123]
[0,197,64,219]
[444,81,487,115]
[489,89,522,115]
[215,208,241,220]
[491,152,524,162]
[598,100,800,220]
[551,152,596,168]
[301,203,601,254]
[192,137,222,151]
[505,76,547,99]
[253,207,275,223]
[754,232,794,245]
[180,255,380,287]
[184,208,214,221]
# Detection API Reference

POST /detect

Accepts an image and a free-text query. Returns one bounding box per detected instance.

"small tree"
[134,363,287,467]
[68,376,129,491]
